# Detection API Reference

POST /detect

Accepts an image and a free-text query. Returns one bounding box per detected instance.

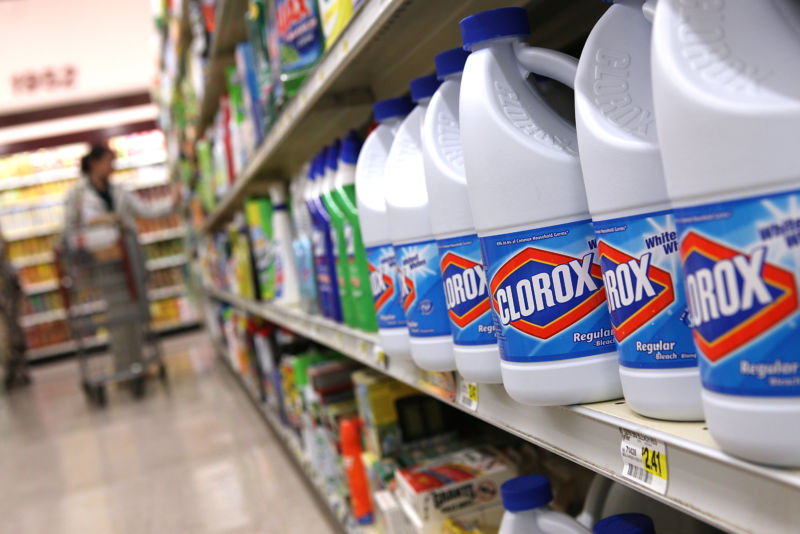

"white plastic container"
[652,0,800,465]
[459,7,622,405]
[385,74,456,372]
[290,166,320,314]
[498,475,589,534]
[269,181,301,306]
[356,97,414,359]
[423,47,502,383]
[575,0,702,420]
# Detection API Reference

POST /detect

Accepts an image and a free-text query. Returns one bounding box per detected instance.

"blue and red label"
[365,244,406,329]
[438,234,495,346]
[396,240,451,338]
[594,211,697,369]
[677,189,800,396]
[480,220,615,363]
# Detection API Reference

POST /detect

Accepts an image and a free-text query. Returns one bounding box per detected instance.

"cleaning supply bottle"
[291,166,319,314]
[498,474,590,534]
[269,181,300,306]
[423,47,501,383]
[385,74,456,372]
[594,514,655,534]
[307,152,343,321]
[322,140,357,327]
[333,131,378,332]
[357,97,414,358]
[652,0,800,465]
[459,7,622,405]
[575,0,702,421]
[340,417,374,526]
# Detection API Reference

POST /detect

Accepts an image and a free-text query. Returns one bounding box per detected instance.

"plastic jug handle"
[514,44,578,90]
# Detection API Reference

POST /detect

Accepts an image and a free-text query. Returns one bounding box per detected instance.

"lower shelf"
[203,285,800,534]
[216,345,374,534]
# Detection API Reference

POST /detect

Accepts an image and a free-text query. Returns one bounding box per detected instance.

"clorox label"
[396,240,451,338]
[594,211,697,369]
[438,234,495,346]
[480,220,615,362]
[365,244,406,328]
[677,190,800,396]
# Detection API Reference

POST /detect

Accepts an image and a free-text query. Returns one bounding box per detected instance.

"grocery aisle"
[0,330,339,534]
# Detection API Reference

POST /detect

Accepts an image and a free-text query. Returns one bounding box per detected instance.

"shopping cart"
[57,222,166,406]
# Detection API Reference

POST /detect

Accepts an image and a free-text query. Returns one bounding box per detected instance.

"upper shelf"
[195,0,249,138]
[200,0,605,233]
[204,285,800,534]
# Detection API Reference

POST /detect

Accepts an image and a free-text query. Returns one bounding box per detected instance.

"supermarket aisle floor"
[0,330,340,534]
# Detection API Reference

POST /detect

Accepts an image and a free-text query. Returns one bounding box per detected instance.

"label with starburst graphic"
[396,239,451,338]
[594,210,697,370]
[677,190,800,396]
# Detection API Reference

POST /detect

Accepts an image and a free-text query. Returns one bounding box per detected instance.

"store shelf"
[153,317,200,333]
[146,254,187,270]
[11,252,55,269]
[114,150,168,171]
[23,279,60,295]
[27,335,107,361]
[204,285,800,534]
[20,308,67,328]
[200,0,603,233]
[195,0,249,137]
[216,341,373,534]
[139,225,186,245]
[4,223,61,241]
[71,300,108,317]
[0,195,66,213]
[0,167,77,192]
[148,285,185,300]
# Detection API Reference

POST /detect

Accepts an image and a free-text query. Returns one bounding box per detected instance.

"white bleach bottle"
[385,74,456,372]
[652,0,800,465]
[575,0,702,420]
[269,181,301,306]
[423,47,502,383]
[356,97,414,359]
[460,7,622,405]
[499,475,590,534]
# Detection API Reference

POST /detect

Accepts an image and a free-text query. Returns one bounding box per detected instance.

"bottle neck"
[467,35,521,53]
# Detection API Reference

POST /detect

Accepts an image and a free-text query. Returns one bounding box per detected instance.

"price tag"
[358,340,368,355]
[458,380,479,412]
[374,348,388,370]
[341,39,349,54]
[620,429,668,494]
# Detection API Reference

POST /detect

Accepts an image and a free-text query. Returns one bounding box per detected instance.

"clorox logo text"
[368,260,393,311]
[598,242,675,341]
[681,232,798,361]
[441,252,490,328]
[490,248,606,339]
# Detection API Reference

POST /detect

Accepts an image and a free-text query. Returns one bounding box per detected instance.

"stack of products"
[212,305,718,533]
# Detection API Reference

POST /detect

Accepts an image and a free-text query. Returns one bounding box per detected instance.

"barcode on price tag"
[620,429,668,494]
[458,381,479,411]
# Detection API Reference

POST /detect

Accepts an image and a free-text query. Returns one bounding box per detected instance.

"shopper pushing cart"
[61,144,181,404]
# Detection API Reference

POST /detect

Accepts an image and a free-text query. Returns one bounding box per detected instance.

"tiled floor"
[0,330,340,534]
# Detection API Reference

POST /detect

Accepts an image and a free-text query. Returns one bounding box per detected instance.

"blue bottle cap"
[500,474,553,512]
[340,130,362,165]
[409,74,441,103]
[373,96,414,122]
[593,513,655,534]
[460,7,531,51]
[326,139,341,172]
[435,47,471,79]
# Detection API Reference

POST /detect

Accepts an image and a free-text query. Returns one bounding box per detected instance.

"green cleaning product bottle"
[322,141,356,327]
[333,131,377,332]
